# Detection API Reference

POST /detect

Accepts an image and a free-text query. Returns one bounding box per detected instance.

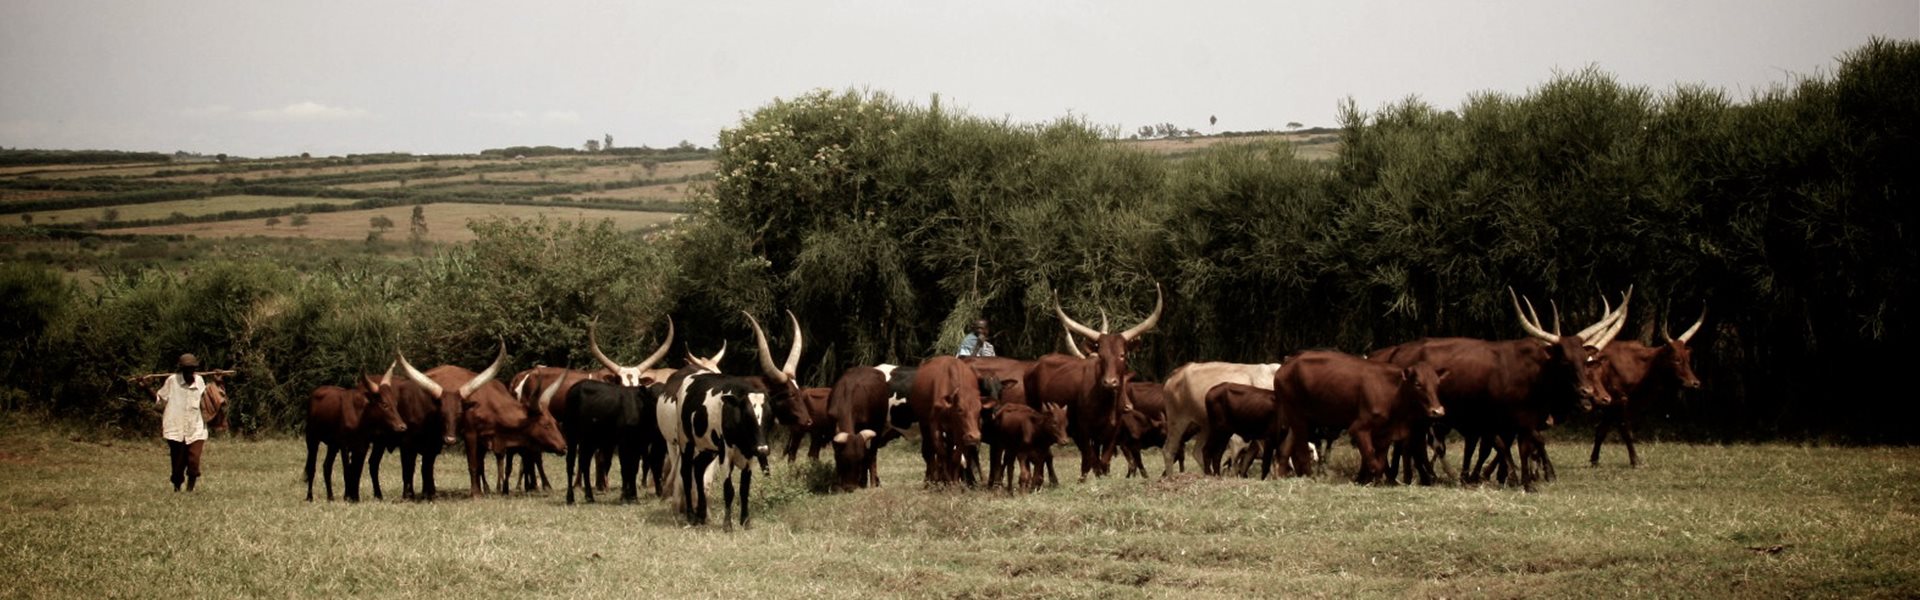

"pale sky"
[1,1,1913,157]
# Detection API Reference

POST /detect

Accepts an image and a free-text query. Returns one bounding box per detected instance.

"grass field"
[540,181,706,203]
[111,202,682,242]
[1,414,1913,599]
[24,195,358,225]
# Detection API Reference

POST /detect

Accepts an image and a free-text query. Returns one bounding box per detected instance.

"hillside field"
[0,416,1914,598]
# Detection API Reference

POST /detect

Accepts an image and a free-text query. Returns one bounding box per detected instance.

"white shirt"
[156,374,209,443]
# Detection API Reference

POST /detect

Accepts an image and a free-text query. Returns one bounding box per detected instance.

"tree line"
[1,38,1912,441]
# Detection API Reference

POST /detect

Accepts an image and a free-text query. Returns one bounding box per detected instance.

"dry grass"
[541,181,708,203]
[1,413,1914,599]
[109,202,681,242]
[0,189,87,204]
[1120,132,1343,160]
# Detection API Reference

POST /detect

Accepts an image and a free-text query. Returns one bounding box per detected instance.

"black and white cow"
[676,373,772,528]
[873,364,919,443]
[652,345,726,501]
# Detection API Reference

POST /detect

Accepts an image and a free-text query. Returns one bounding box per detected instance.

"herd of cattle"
[302,284,1705,529]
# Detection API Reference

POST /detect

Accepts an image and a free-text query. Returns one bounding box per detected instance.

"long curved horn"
[536,368,565,413]
[1062,319,1087,359]
[1119,282,1164,342]
[706,340,726,369]
[380,360,396,389]
[1577,285,1633,343]
[1549,300,1563,336]
[458,340,507,398]
[1098,309,1110,334]
[1593,292,1631,350]
[634,317,674,373]
[588,319,625,373]
[781,310,803,378]
[1677,304,1706,343]
[745,310,790,384]
[1055,291,1102,341]
[1508,287,1559,344]
[397,350,444,398]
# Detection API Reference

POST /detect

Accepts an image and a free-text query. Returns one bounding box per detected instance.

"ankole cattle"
[672,369,772,528]
[305,367,407,502]
[824,364,917,491]
[504,366,604,492]
[1272,351,1448,484]
[908,356,986,486]
[984,402,1070,492]
[564,320,673,504]
[1202,382,1282,478]
[652,343,727,501]
[1591,305,1706,467]
[1161,361,1283,477]
[1369,288,1627,491]
[745,310,824,455]
[392,341,567,499]
[1025,283,1163,480]
[367,352,467,501]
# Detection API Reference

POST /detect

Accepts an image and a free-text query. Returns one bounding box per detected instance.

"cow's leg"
[1200,431,1227,476]
[722,472,736,531]
[420,450,439,501]
[344,446,366,502]
[495,452,510,495]
[595,447,613,492]
[463,434,485,499]
[740,467,755,529]
[368,444,387,500]
[304,437,320,502]
[619,440,641,503]
[1352,430,1378,485]
[1459,434,1480,484]
[679,446,697,523]
[783,426,805,463]
[1621,410,1641,467]
[1517,430,1542,493]
[533,452,550,491]
[321,444,339,501]
[1590,412,1611,466]
[583,441,600,504]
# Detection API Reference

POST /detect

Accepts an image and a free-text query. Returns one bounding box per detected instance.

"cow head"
[832,429,878,491]
[356,363,408,433]
[524,372,569,454]
[746,310,811,429]
[1041,402,1070,446]
[1399,363,1449,419]
[590,318,674,388]
[1056,282,1163,412]
[721,382,773,475]
[396,340,509,445]
[1510,287,1628,411]
[1660,305,1706,390]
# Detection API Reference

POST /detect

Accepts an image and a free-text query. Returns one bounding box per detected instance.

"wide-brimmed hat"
[177,353,201,368]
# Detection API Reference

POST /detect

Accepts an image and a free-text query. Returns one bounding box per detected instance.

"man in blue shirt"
[957,319,995,357]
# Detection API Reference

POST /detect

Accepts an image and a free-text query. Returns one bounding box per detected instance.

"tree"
[603,133,614,150]
[101,208,119,223]
[20,214,32,225]
[290,214,310,227]
[265,216,281,227]
[409,205,428,249]
[1286,121,1304,130]
[370,215,395,231]
[585,139,602,153]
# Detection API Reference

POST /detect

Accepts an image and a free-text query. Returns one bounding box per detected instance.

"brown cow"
[395,342,568,499]
[824,364,918,491]
[1027,284,1163,480]
[367,355,466,501]
[780,387,833,463]
[1591,306,1705,467]
[1370,288,1626,491]
[985,402,1070,492]
[746,310,821,446]
[1202,382,1282,477]
[305,369,408,502]
[1161,361,1282,477]
[1116,381,1168,478]
[501,366,605,493]
[1273,351,1447,483]
[908,356,986,486]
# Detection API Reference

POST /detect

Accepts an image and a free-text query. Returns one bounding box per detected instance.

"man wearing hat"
[153,353,211,491]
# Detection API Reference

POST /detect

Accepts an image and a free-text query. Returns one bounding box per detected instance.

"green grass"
[1,415,1916,598]
[26,195,357,224]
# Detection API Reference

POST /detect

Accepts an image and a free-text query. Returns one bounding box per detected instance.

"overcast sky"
[1,1,1913,157]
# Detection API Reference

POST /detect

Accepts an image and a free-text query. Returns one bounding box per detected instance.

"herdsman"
[150,353,212,491]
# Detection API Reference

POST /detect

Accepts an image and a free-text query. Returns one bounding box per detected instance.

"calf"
[985,403,1070,493]
[305,371,407,502]
[1116,381,1168,478]
[1202,383,1282,478]
[1274,351,1447,484]
[1162,362,1282,477]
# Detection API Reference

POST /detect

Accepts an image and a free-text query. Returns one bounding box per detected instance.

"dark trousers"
[167,440,204,490]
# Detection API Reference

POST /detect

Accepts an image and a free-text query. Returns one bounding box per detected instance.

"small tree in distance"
[290,214,310,227]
